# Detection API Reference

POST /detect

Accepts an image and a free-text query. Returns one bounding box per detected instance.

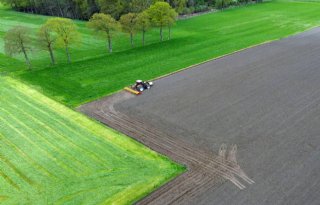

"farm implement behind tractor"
[124,80,154,95]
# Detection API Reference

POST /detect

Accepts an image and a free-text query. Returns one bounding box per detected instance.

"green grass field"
[1,0,320,107]
[0,77,184,204]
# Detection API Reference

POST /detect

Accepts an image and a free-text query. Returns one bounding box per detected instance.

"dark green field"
[1,0,320,106]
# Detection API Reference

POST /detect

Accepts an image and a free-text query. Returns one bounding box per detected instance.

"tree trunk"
[107,36,112,53]
[56,0,64,17]
[160,26,163,41]
[48,45,55,65]
[130,33,134,47]
[22,46,31,70]
[142,30,145,46]
[65,46,71,63]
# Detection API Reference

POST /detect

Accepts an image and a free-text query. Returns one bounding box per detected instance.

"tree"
[4,26,32,69]
[47,17,80,63]
[120,13,138,47]
[147,2,177,41]
[166,7,178,39]
[87,13,119,53]
[38,22,57,65]
[136,11,151,46]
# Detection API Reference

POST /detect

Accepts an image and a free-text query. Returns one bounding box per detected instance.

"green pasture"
[0,77,184,205]
[1,0,320,106]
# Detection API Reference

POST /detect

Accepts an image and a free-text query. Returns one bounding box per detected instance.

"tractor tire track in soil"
[79,91,253,204]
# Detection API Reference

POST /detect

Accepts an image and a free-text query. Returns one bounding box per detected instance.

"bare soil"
[79,28,320,204]
[79,92,253,204]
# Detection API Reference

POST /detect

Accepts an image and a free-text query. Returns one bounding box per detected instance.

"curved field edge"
[0,77,185,205]
[5,0,319,107]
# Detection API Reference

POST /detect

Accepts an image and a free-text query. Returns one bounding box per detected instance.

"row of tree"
[0,0,255,20]
[4,2,177,69]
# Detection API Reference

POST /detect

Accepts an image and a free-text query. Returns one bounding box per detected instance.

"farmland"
[0,77,184,204]
[1,0,320,204]
[1,0,320,106]
[86,26,320,204]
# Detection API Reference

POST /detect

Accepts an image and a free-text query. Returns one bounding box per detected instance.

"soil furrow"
[79,91,248,204]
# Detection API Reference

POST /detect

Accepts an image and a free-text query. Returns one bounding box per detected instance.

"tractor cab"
[134,80,154,92]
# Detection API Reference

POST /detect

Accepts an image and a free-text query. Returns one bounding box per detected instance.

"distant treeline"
[0,0,259,20]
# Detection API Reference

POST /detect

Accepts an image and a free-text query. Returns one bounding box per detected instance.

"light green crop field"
[1,0,320,107]
[0,77,184,204]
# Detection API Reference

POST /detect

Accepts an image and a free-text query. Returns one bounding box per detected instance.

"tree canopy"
[38,22,57,65]
[147,2,178,41]
[136,11,151,45]
[46,18,80,63]
[120,13,138,47]
[4,26,32,69]
[87,13,120,53]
